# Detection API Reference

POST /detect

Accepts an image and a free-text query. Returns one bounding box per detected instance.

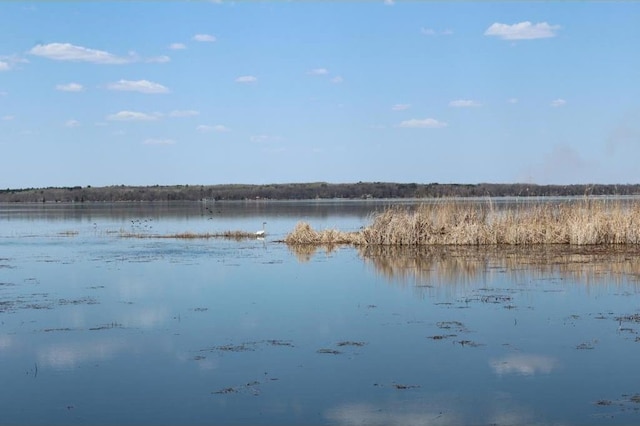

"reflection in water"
[287,244,338,263]
[37,338,126,369]
[490,354,558,376]
[357,245,640,287]
[325,402,457,426]
[325,398,539,426]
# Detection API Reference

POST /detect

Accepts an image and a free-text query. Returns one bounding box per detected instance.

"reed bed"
[285,199,640,246]
[119,230,261,240]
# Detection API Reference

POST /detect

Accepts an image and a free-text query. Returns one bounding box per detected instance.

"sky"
[1,1,639,188]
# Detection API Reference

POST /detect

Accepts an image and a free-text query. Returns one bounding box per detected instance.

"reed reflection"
[358,245,640,288]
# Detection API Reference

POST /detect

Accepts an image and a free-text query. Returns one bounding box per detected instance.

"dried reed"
[285,199,640,246]
[119,230,261,240]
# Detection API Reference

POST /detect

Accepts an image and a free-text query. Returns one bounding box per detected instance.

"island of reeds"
[285,199,640,246]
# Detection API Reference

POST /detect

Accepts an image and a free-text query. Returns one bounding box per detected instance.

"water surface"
[1,201,640,425]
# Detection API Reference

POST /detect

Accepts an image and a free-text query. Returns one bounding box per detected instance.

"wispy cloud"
[383,0,395,5]
[213,124,230,132]
[308,68,329,76]
[107,79,169,94]
[330,76,344,84]
[168,110,199,117]
[145,55,170,64]
[168,43,186,50]
[2,115,15,121]
[251,134,283,143]
[198,124,230,133]
[193,34,216,42]
[0,55,28,71]
[64,119,80,128]
[392,104,411,111]
[484,21,560,40]
[507,98,518,104]
[29,43,133,64]
[143,138,175,145]
[449,99,482,108]
[420,27,453,36]
[106,111,159,121]
[235,75,257,83]
[398,118,447,128]
[55,82,84,92]
[551,98,567,107]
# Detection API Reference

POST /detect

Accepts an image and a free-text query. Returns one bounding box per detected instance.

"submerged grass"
[285,199,640,246]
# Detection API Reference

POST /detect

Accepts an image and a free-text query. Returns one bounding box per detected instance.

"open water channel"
[1,200,640,425]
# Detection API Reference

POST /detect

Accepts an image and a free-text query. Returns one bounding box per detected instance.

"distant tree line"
[1,182,639,203]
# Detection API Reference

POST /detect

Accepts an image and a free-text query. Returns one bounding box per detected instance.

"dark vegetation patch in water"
[89,322,124,331]
[58,296,99,306]
[200,339,295,354]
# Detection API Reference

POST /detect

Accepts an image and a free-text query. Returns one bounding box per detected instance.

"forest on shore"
[1,182,639,203]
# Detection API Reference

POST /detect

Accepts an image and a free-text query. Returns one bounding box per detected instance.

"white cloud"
[392,104,411,111]
[28,43,132,64]
[197,124,230,133]
[65,119,80,128]
[143,138,175,145]
[449,99,482,107]
[106,111,159,121]
[384,0,395,5]
[420,27,453,36]
[193,34,216,42]
[2,115,15,121]
[484,21,560,40]
[213,124,230,132]
[551,98,567,107]
[507,98,518,104]
[331,76,344,84]
[145,55,170,63]
[308,68,329,76]
[235,75,257,83]
[168,110,199,117]
[107,79,169,94]
[0,61,9,71]
[398,118,447,128]
[55,82,84,92]
[168,43,186,50]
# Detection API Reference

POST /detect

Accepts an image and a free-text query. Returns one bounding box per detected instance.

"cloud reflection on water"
[37,338,126,369]
[490,354,558,376]
[325,402,457,426]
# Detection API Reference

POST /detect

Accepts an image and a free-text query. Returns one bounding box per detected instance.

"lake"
[1,200,640,425]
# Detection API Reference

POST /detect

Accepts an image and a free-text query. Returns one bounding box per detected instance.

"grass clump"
[285,199,640,246]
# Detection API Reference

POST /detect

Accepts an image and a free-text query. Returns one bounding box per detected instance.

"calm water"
[1,200,640,425]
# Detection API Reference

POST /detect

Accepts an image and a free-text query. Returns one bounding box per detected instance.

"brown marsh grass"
[119,230,262,241]
[285,199,640,246]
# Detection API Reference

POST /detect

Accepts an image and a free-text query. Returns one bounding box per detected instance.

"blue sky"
[1,1,639,188]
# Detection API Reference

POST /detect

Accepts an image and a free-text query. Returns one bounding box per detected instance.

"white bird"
[256,222,267,237]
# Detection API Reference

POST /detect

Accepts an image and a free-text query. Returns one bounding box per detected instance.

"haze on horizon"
[1,2,639,189]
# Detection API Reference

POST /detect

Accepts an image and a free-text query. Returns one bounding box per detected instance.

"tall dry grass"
[285,199,640,246]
